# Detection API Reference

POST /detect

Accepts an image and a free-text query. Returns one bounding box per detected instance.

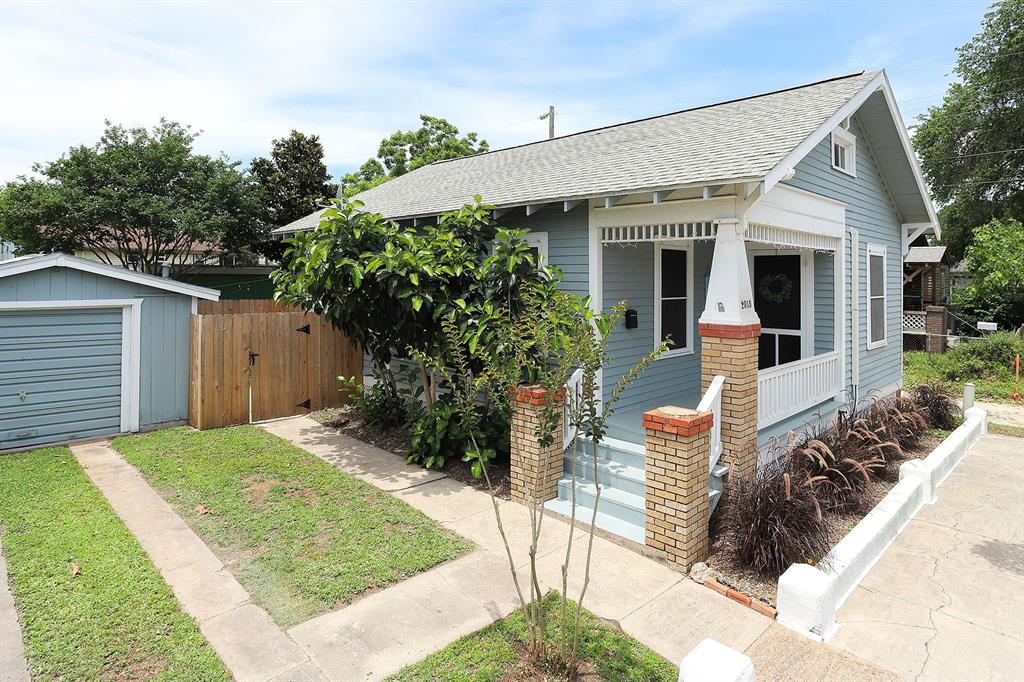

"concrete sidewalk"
[0,539,30,682]
[262,417,896,680]
[831,433,1024,681]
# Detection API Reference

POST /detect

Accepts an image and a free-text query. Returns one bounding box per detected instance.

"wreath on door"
[758,273,793,304]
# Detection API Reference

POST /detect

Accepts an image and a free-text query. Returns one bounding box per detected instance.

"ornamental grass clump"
[790,424,884,512]
[727,456,836,578]
[912,382,962,431]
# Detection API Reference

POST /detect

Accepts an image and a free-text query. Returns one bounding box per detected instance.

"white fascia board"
[764,72,886,194]
[0,253,221,300]
[590,194,741,229]
[750,184,846,238]
[764,71,939,231]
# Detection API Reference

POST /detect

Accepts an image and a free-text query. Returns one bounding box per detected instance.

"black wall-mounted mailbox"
[625,308,638,329]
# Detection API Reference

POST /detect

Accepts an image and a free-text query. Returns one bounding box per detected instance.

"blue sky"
[0,0,990,183]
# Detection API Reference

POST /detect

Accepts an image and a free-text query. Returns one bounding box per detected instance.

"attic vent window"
[831,125,856,177]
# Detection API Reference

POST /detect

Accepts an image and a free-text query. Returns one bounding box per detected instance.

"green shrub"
[342,368,411,429]
[405,392,510,475]
[943,331,1022,381]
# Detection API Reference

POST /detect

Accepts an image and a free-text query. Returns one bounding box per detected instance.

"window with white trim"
[867,244,887,348]
[524,231,548,262]
[654,244,693,356]
[831,123,856,176]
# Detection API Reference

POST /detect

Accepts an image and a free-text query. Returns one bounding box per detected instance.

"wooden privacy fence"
[196,299,299,315]
[189,311,362,430]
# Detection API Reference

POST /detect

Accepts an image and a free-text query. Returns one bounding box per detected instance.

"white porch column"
[698,218,761,482]
[699,219,759,328]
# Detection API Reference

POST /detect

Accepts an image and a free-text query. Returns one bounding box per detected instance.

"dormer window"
[831,122,856,177]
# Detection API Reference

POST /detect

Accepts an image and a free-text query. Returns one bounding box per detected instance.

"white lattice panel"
[903,311,926,331]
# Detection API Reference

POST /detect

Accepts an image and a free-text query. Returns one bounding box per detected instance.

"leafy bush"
[943,331,1023,381]
[405,392,510,474]
[911,383,962,431]
[727,457,836,578]
[341,370,410,429]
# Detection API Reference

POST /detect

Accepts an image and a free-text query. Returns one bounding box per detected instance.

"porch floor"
[605,387,703,445]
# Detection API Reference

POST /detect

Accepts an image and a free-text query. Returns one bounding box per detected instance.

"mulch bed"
[310,406,512,500]
[701,429,951,607]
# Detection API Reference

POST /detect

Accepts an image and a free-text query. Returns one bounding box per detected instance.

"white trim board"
[0,299,142,433]
[653,242,695,358]
[0,252,220,301]
[763,70,938,232]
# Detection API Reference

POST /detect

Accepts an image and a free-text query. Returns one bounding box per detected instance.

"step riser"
[575,439,645,470]
[557,480,645,527]
[562,456,645,497]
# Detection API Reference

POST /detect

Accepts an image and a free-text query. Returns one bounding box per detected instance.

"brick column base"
[643,406,712,570]
[925,306,947,354]
[699,323,760,482]
[509,385,564,504]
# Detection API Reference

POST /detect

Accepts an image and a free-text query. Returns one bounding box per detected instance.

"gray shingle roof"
[905,246,948,264]
[276,71,878,230]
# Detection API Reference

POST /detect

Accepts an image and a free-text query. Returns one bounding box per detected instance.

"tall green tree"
[952,217,1024,326]
[340,115,488,197]
[250,130,338,228]
[913,0,1024,261]
[0,120,265,273]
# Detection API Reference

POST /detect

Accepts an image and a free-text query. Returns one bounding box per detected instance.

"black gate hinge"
[296,324,311,334]
[296,398,311,409]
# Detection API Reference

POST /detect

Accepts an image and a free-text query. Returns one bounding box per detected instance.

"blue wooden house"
[278,71,938,543]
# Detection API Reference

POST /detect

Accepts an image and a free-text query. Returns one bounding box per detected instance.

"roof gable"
[0,253,221,300]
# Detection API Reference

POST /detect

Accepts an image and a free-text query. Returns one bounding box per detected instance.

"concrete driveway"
[831,433,1024,681]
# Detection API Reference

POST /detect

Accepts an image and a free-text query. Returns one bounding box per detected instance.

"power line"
[933,177,1024,187]
[928,147,1024,161]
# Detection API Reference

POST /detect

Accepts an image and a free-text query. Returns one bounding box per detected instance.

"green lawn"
[388,594,677,682]
[0,447,229,681]
[904,350,1019,402]
[989,422,1024,438]
[113,426,472,627]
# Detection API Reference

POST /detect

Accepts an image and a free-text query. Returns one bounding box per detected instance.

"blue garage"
[0,253,219,450]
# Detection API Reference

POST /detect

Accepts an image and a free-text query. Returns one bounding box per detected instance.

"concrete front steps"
[544,437,728,545]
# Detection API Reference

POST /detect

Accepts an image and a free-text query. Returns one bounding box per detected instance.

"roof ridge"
[427,70,871,168]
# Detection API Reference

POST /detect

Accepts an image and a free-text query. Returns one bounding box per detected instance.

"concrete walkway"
[977,400,1024,428]
[71,442,317,682]
[262,417,896,680]
[831,433,1024,681]
[0,539,30,682]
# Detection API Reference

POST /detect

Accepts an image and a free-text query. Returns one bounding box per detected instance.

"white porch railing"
[563,368,584,451]
[696,375,726,468]
[758,351,841,429]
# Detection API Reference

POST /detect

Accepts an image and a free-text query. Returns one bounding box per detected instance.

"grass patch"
[113,426,472,627]
[388,593,677,682]
[989,422,1024,438]
[904,350,1020,403]
[0,447,228,681]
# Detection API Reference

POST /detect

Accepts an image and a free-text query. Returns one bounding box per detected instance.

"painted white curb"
[776,407,987,641]
[679,638,755,682]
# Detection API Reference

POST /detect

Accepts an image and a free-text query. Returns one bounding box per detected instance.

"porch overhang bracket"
[563,199,584,212]
[525,204,545,216]
[603,195,625,209]
[600,221,719,244]
[652,190,673,204]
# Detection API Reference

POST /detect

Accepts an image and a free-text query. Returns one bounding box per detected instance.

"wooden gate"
[188,312,362,430]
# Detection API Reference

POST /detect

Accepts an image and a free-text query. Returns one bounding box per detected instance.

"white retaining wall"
[776,407,988,641]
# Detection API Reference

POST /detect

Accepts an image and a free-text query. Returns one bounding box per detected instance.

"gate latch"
[295,324,311,335]
[248,350,259,366]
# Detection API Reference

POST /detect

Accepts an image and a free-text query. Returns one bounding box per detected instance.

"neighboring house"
[0,253,219,450]
[276,71,938,543]
[903,245,949,311]
[0,240,15,261]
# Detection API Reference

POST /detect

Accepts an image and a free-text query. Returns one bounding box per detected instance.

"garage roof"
[0,253,221,300]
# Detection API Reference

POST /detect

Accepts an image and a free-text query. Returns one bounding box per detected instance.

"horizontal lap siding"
[602,240,711,411]
[784,114,904,405]
[814,252,835,354]
[499,203,590,298]
[0,268,193,426]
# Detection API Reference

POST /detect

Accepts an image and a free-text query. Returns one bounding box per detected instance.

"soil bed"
[311,406,512,500]
[703,428,951,607]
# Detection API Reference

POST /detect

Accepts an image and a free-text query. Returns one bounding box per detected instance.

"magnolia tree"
[413,288,665,673]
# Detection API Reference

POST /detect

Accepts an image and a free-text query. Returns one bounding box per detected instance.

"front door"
[752,254,803,370]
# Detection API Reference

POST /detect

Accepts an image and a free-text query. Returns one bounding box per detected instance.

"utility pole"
[539,105,555,139]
